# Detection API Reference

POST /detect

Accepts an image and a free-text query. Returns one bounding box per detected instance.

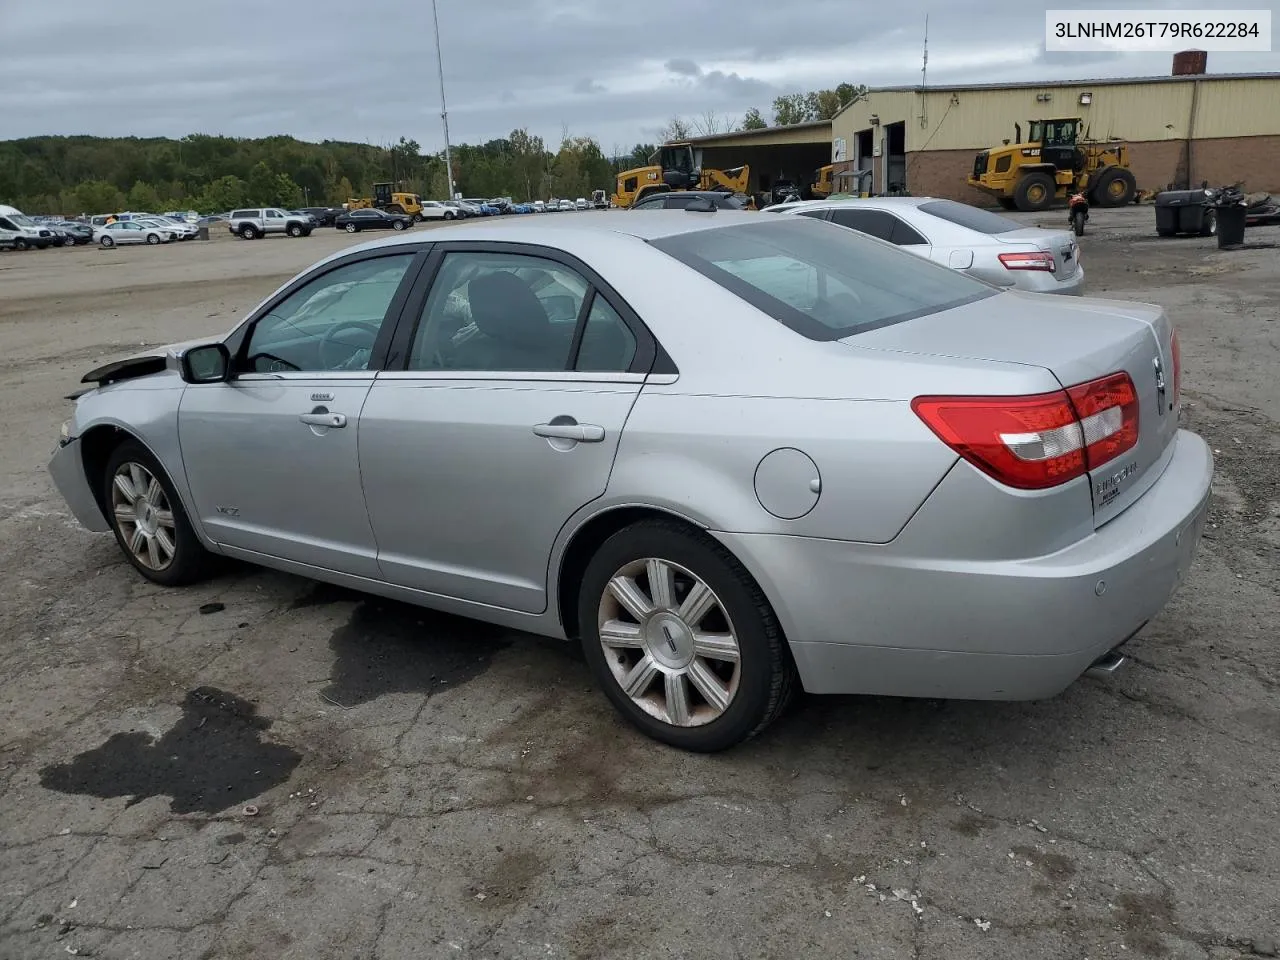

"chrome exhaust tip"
[1085,648,1129,679]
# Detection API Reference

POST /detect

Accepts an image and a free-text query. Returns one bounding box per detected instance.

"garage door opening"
[886,121,907,195]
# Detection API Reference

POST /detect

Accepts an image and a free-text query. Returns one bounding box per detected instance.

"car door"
[264,208,286,234]
[116,223,144,244]
[360,243,655,612]
[177,248,424,576]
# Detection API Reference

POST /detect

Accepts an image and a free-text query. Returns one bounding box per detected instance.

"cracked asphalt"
[1,210,1278,960]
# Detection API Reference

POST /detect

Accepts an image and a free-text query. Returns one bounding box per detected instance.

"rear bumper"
[716,429,1213,700]
[1023,262,1085,295]
[48,438,110,533]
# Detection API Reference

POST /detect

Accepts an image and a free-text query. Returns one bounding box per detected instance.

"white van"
[0,204,54,250]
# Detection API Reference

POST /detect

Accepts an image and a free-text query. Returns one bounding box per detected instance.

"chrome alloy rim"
[110,462,176,571]
[598,558,741,727]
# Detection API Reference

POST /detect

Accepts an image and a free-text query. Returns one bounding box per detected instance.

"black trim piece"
[81,354,167,385]
[564,289,595,370]
[387,240,664,376]
[226,243,434,375]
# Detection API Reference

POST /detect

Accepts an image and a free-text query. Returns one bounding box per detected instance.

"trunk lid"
[996,227,1080,280]
[846,291,1179,527]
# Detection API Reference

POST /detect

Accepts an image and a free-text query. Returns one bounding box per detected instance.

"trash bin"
[1154,189,1209,236]
[196,225,209,241]
[1216,202,1247,247]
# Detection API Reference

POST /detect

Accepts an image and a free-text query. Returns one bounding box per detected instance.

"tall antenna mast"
[431,0,454,200]
[920,14,929,128]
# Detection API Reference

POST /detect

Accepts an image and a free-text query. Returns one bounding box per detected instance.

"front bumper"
[717,429,1213,701]
[48,437,111,533]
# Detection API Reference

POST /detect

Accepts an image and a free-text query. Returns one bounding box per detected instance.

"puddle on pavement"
[298,584,513,708]
[39,687,301,815]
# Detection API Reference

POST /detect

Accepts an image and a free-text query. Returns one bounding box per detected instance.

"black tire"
[239,224,257,240]
[1071,209,1086,236]
[98,236,113,248]
[146,233,160,245]
[1199,209,1217,237]
[287,223,303,237]
[444,211,455,220]
[13,238,28,251]
[345,222,358,233]
[577,519,796,752]
[102,440,213,587]
[1094,167,1137,207]
[996,197,1018,211]
[392,220,406,230]
[1014,172,1056,212]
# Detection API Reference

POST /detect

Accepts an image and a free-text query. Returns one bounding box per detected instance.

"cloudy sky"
[1,1,1275,152]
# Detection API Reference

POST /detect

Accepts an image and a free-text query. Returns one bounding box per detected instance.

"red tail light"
[1170,329,1181,408]
[912,372,1140,490]
[998,251,1055,272]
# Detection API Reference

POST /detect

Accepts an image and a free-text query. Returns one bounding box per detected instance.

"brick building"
[829,60,1280,203]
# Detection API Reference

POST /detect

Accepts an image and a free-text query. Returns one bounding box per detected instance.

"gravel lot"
[1,209,1277,960]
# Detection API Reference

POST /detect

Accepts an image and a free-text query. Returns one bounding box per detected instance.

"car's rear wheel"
[578,519,795,752]
[239,224,257,239]
[345,222,358,233]
[103,441,212,586]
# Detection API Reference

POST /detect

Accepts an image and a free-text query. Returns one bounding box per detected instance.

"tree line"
[0,84,862,215]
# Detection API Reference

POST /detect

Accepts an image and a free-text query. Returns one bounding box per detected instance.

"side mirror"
[179,343,231,383]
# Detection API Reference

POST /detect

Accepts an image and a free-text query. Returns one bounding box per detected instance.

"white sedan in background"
[93,221,176,247]
[418,201,460,221]
[771,196,1085,295]
[136,216,199,240]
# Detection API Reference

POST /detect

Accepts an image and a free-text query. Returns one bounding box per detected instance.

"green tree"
[195,175,247,213]
[333,176,355,204]
[126,180,162,211]
[741,107,767,130]
[70,179,126,215]
[772,93,813,125]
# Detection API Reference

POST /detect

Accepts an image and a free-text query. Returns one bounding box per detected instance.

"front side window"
[266,210,283,219]
[651,218,993,340]
[408,252,590,372]
[243,254,415,373]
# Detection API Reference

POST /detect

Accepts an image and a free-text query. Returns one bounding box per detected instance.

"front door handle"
[533,422,605,442]
[299,412,347,428]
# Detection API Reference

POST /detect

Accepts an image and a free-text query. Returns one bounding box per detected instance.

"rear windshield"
[650,218,995,340]
[917,199,1023,235]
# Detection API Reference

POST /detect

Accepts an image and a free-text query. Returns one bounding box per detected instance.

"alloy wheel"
[597,557,741,728]
[110,461,177,571]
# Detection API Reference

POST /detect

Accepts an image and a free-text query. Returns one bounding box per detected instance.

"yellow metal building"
[830,70,1280,202]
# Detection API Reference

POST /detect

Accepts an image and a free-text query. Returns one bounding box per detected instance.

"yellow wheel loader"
[347,182,427,220]
[968,118,1136,212]
[611,143,752,208]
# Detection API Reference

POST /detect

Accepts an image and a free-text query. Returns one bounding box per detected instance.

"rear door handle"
[299,412,347,428]
[533,422,605,442]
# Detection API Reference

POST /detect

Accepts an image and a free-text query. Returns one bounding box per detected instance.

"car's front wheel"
[578,519,795,752]
[392,219,406,230]
[98,236,113,248]
[103,440,212,586]
[146,233,161,244]
[287,223,303,237]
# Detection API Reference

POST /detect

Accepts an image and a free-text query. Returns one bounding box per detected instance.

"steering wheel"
[318,320,380,370]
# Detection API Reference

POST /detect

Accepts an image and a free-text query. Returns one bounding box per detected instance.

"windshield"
[650,218,994,340]
[917,199,1024,235]
[10,213,36,227]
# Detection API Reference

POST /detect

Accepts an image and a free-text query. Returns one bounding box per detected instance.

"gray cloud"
[0,0,1273,152]
[665,58,702,76]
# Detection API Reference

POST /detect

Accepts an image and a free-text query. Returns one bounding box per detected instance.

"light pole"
[431,0,454,199]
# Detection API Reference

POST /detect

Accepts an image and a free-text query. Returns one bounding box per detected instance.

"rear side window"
[650,218,994,340]
[231,210,255,220]
[917,199,1022,235]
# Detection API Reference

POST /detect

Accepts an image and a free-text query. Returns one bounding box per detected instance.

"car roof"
[774,196,935,213]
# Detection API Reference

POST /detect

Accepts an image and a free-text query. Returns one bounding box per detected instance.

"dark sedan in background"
[333,208,414,233]
[298,206,342,227]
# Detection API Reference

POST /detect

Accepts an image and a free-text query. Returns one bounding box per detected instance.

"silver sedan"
[49,211,1211,751]
[772,196,1086,295]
